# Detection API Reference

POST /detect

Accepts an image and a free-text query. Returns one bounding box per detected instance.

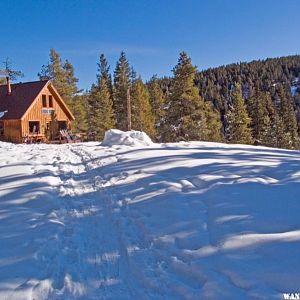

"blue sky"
[0,0,299,89]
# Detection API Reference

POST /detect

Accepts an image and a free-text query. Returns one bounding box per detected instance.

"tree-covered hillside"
[34,51,300,149]
[196,55,300,125]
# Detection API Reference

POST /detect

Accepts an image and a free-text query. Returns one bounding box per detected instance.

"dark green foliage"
[194,55,300,146]
[72,94,89,133]
[147,76,166,141]
[204,101,223,142]
[247,91,274,146]
[88,54,115,140]
[226,83,252,144]
[113,51,131,131]
[131,78,156,138]
[97,54,113,95]
[38,50,300,149]
[38,49,79,110]
[276,85,299,149]
[162,52,222,142]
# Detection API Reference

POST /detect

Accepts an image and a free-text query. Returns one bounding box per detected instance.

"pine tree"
[38,49,65,85]
[87,84,98,134]
[72,94,88,134]
[248,91,274,146]
[97,54,113,95]
[62,60,79,107]
[162,52,209,142]
[38,49,79,111]
[227,83,252,144]
[113,51,131,131]
[88,54,115,140]
[147,76,166,141]
[277,86,299,149]
[88,79,115,140]
[204,101,222,142]
[131,78,156,138]
[273,112,287,148]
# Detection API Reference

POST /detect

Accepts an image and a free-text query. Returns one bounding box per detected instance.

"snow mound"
[101,129,153,147]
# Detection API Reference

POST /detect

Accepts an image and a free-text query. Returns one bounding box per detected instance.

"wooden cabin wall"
[1,120,22,143]
[22,86,72,138]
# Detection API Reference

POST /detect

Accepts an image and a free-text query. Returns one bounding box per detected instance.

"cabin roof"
[0,80,49,120]
[0,80,75,121]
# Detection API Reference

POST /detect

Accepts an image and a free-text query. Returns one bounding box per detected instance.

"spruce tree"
[162,52,208,142]
[113,51,131,131]
[72,94,88,134]
[62,60,79,107]
[88,54,115,140]
[277,86,299,149]
[227,83,252,144]
[273,112,287,148]
[204,101,222,142]
[38,49,79,111]
[38,49,65,87]
[147,76,166,141]
[131,78,156,138]
[248,91,274,146]
[88,78,115,140]
[97,54,113,95]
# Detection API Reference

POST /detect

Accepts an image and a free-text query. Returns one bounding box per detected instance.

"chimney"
[6,76,11,95]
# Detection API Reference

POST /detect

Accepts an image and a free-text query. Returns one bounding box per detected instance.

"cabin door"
[46,121,57,140]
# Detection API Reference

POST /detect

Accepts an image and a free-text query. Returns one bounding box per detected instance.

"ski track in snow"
[0,141,300,299]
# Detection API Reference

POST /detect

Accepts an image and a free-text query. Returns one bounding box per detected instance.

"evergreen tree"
[1,58,23,82]
[113,52,131,131]
[147,76,166,141]
[248,91,274,146]
[273,112,287,148]
[277,86,299,149]
[97,54,112,95]
[162,52,209,142]
[72,94,88,134]
[195,55,300,139]
[88,78,115,139]
[38,49,79,111]
[38,49,64,83]
[87,84,97,134]
[227,83,252,144]
[88,54,115,140]
[62,60,79,107]
[131,78,156,138]
[204,101,222,142]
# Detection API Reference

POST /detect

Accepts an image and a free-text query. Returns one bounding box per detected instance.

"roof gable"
[0,80,74,121]
[0,80,49,120]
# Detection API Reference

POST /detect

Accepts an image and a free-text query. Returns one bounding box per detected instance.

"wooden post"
[127,87,132,131]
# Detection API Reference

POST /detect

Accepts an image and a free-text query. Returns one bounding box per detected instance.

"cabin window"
[29,121,40,134]
[49,95,53,107]
[58,121,67,130]
[0,121,4,136]
[42,95,47,107]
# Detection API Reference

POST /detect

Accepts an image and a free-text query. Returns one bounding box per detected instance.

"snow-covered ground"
[0,134,300,299]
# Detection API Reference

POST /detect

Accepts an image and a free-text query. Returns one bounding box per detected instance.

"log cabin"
[0,79,75,143]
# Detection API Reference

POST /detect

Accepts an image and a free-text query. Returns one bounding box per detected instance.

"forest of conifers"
[38,50,300,149]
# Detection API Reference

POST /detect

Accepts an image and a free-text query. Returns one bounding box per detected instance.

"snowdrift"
[101,129,153,147]
[1,140,300,299]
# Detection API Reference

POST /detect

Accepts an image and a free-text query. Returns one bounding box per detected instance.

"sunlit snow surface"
[0,136,300,299]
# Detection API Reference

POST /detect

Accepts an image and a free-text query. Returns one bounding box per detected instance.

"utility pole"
[127,87,132,131]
